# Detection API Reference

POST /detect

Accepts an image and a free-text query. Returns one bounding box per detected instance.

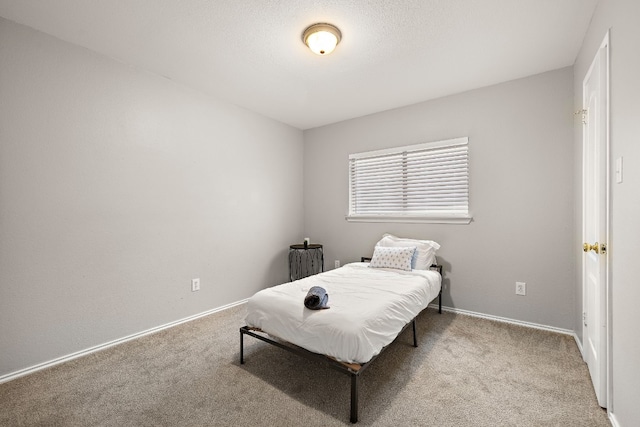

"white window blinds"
[348,137,470,223]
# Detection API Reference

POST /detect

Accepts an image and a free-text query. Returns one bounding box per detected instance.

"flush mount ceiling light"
[302,23,342,55]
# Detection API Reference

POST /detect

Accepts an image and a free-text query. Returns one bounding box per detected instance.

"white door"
[582,34,609,409]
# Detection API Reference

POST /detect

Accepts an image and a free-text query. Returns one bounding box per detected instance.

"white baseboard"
[2,301,581,385]
[572,332,585,359]
[609,412,620,427]
[0,299,248,385]
[428,303,575,336]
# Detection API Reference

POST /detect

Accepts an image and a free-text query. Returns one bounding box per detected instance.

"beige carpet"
[0,305,610,426]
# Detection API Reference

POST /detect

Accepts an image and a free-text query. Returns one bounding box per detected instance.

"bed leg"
[438,291,442,314]
[350,373,359,423]
[412,319,417,347]
[240,329,245,364]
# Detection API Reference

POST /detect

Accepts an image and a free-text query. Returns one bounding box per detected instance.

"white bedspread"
[245,262,441,364]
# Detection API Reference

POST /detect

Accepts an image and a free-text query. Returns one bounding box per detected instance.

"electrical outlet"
[192,278,200,292]
[516,282,526,296]
[335,260,340,268]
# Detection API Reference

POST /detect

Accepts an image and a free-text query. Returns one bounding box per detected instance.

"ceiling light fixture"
[302,23,342,55]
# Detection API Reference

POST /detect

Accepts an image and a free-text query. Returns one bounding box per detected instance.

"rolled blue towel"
[304,286,330,310]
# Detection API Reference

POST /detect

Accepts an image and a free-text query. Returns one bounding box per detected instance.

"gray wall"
[0,18,304,377]
[573,0,640,424]
[304,67,575,330]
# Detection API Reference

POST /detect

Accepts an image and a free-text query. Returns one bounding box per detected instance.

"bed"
[240,235,442,423]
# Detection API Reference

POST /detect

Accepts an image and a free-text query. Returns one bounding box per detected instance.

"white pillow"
[368,246,416,271]
[376,234,440,270]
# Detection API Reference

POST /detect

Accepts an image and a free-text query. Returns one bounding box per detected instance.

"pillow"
[376,234,440,270]
[368,246,416,271]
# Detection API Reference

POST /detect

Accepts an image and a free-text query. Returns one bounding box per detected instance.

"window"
[347,137,471,224]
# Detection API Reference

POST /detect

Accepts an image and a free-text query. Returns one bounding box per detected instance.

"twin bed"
[240,235,443,423]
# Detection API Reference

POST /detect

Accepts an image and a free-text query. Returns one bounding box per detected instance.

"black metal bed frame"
[239,261,443,423]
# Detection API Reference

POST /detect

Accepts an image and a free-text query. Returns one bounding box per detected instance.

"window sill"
[345,214,473,225]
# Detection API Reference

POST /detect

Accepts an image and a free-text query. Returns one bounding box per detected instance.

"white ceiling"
[0,0,597,130]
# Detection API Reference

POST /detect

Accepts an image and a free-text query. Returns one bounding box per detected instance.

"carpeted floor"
[0,304,610,426]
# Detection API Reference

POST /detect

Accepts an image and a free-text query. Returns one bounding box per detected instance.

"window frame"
[346,137,472,224]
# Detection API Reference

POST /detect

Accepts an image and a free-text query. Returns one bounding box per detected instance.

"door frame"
[581,30,611,412]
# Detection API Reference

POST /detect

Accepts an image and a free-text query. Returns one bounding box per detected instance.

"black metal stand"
[289,244,324,281]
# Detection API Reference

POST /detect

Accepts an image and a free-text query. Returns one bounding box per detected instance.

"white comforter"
[245,262,441,364]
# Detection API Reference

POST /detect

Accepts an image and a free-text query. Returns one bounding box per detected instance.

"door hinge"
[575,108,588,125]
[583,312,587,327]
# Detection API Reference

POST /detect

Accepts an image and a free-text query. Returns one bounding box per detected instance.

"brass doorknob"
[583,242,600,254]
